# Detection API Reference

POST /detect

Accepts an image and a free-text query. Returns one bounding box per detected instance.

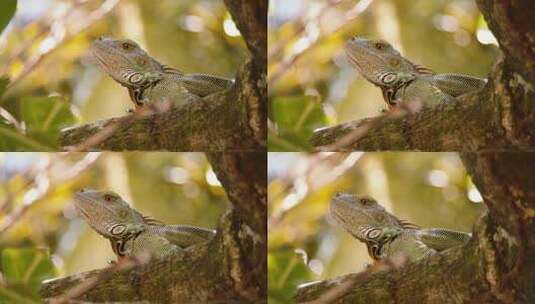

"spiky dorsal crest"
[162,65,183,76]
[143,215,164,226]
[398,219,420,230]
[133,209,164,226]
[409,61,435,75]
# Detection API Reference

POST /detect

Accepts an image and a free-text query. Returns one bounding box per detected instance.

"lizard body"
[73,189,215,259]
[330,193,470,262]
[345,37,486,109]
[90,37,234,109]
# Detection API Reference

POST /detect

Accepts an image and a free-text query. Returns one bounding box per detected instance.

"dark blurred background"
[268,152,485,303]
[268,0,499,151]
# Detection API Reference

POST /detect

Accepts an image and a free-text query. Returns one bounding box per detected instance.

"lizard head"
[344,37,420,88]
[73,188,145,240]
[330,192,404,242]
[90,37,164,88]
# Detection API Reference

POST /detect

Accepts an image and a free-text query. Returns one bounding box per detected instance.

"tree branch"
[223,0,267,64]
[223,0,267,148]
[296,152,535,303]
[311,0,535,151]
[61,87,256,151]
[60,1,267,151]
[476,0,535,84]
[41,152,266,302]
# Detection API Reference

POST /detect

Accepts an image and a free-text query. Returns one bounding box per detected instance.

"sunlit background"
[267,152,485,303]
[0,152,227,275]
[268,0,500,151]
[0,0,245,127]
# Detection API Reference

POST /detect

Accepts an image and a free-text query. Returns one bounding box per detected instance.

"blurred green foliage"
[0,0,246,151]
[268,0,500,151]
[0,248,56,303]
[268,248,311,304]
[0,0,17,36]
[267,152,485,301]
[269,95,327,151]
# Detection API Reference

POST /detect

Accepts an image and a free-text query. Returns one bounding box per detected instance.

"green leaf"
[20,96,75,147]
[268,129,311,152]
[2,248,56,285]
[270,95,327,151]
[0,95,74,150]
[0,283,41,304]
[268,248,312,303]
[0,0,17,35]
[0,247,57,303]
[0,121,53,151]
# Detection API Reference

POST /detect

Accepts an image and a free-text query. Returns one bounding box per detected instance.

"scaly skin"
[73,189,215,259]
[330,193,471,262]
[90,37,234,109]
[345,37,486,109]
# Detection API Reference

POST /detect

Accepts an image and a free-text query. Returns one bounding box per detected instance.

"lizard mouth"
[73,193,93,219]
[76,207,90,219]
[344,47,385,86]
[344,48,364,72]
[329,201,351,226]
[90,44,136,87]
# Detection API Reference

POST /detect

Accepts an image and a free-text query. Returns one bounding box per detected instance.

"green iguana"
[330,192,471,262]
[73,188,215,259]
[90,37,234,110]
[345,37,486,109]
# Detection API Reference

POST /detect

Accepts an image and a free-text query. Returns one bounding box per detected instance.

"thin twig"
[268,152,363,229]
[4,0,121,93]
[298,255,407,303]
[46,253,150,304]
[315,98,422,151]
[268,0,343,61]
[66,100,172,151]
[268,0,374,86]
[0,152,101,234]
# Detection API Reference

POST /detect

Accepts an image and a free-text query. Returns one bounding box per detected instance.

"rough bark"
[41,152,267,303]
[60,0,267,152]
[296,152,535,303]
[311,0,535,152]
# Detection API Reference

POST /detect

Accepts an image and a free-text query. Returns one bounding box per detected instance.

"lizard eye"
[360,198,374,205]
[121,42,134,50]
[104,193,117,202]
[374,42,386,50]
